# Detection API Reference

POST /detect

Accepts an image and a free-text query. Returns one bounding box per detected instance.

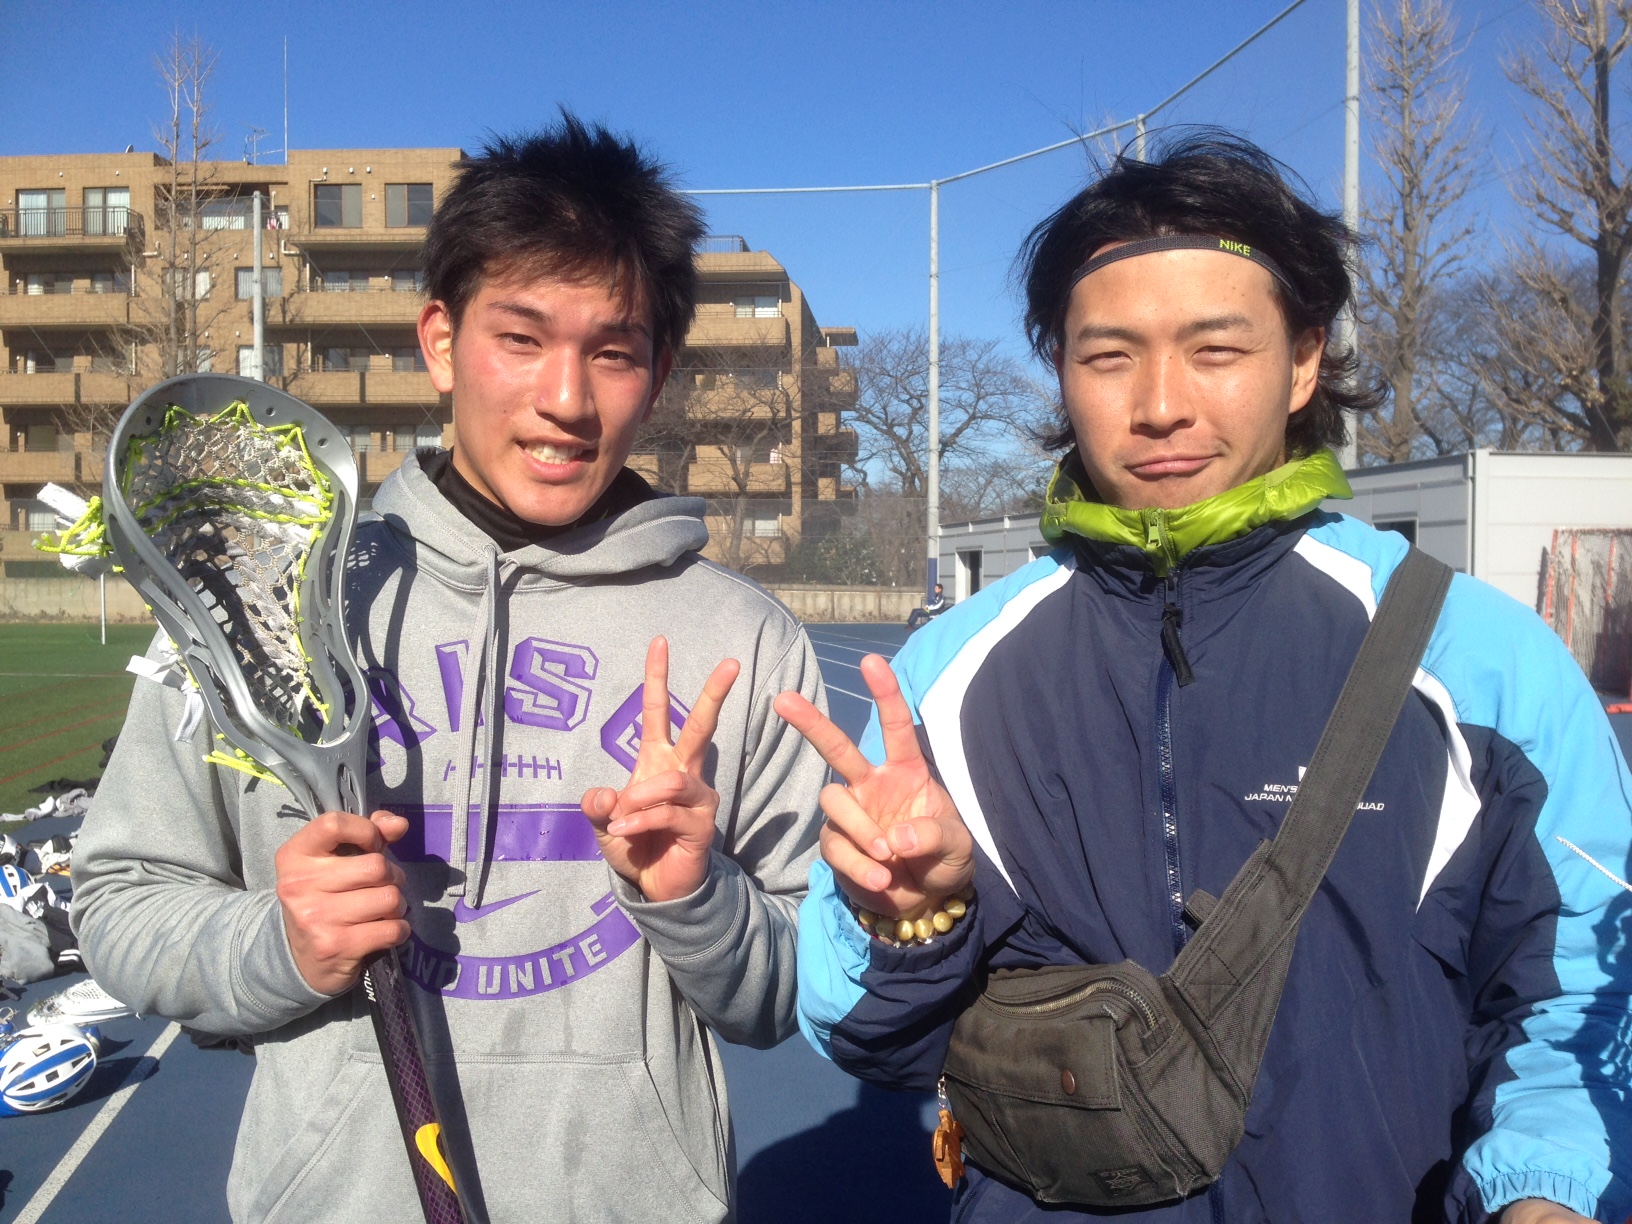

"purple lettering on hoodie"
[598,685,690,771]
[434,641,483,733]
[505,637,599,731]
[401,892,640,1000]
[391,803,602,863]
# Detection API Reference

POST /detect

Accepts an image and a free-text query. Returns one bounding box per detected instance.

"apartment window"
[416,424,443,449]
[323,347,373,372]
[391,346,427,373]
[24,351,74,374]
[317,269,370,292]
[391,427,418,452]
[26,501,59,532]
[235,267,284,299]
[194,348,214,374]
[750,517,780,538]
[165,269,211,300]
[385,183,434,227]
[390,269,426,294]
[236,345,284,377]
[314,183,363,228]
[90,271,131,295]
[733,294,780,319]
[349,425,373,454]
[17,189,66,237]
[201,197,254,231]
[25,425,59,452]
[83,187,130,236]
[24,273,73,296]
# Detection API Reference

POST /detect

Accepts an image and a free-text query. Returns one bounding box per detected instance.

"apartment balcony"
[0,290,132,329]
[0,373,78,407]
[279,289,424,328]
[360,450,408,484]
[685,305,789,349]
[78,373,134,405]
[813,426,859,463]
[0,528,49,561]
[0,208,145,254]
[363,370,439,404]
[285,371,363,405]
[685,460,791,496]
[0,449,79,484]
[292,225,426,252]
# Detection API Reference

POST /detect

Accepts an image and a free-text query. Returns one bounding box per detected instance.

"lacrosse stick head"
[103,374,369,818]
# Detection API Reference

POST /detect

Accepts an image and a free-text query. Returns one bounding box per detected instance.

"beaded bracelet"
[853,894,970,947]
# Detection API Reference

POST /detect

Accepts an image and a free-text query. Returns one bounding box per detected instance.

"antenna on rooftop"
[283,37,290,165]
[245,126,268,165]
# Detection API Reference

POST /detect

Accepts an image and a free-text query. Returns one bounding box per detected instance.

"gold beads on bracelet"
[853,894,973,947]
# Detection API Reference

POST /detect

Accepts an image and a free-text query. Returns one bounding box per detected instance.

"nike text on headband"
[1068,234,1295,296]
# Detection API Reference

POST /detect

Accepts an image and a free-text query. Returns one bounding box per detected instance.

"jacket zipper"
[1157,571,1189,954]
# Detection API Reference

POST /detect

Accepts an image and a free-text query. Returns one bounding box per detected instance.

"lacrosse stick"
[98,374,467,1224]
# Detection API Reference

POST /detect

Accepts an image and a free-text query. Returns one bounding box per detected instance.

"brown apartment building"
[0,147,856,577]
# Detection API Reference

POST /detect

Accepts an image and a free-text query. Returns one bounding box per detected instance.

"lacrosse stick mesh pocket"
[120,401,334,738]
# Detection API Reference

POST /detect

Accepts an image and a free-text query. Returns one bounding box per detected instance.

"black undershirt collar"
[419,448,658,552]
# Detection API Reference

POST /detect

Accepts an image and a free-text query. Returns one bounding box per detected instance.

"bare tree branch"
[1504,0,1632,449]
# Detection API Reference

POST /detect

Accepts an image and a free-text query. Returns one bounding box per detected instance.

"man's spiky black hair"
[1019,128,1383,456]
[424,112,704,356]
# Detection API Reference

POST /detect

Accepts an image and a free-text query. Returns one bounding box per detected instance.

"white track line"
[821,682,873,702]
[14,1020,182,1224]
[807,635,905,653]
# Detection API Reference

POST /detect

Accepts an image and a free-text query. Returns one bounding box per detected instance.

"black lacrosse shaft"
[363,948,469,1224]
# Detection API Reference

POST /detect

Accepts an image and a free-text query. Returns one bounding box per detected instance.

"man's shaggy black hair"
[423,111,704,357]
[1019,129,1382,456]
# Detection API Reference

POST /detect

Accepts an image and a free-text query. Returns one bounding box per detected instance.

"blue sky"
[3,0,1548,365]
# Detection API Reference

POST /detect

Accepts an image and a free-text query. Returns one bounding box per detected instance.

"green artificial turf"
[0,622,154,828]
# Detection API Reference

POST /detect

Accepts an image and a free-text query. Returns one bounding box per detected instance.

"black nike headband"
[1068,234,1295,296]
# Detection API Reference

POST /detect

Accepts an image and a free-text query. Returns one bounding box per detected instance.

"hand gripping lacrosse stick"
[101,374,467,1224]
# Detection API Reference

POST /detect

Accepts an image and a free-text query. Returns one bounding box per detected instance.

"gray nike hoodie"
[71,452,827,1223]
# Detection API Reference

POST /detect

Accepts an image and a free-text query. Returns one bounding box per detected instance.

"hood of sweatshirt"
[364,451,710,904]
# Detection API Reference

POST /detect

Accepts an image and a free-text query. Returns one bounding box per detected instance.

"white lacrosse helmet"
[0,1023,99,1115]
[0,864,36,908]
[0,835,19,866]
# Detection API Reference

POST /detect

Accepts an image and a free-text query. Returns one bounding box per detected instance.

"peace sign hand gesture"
[582,637,741,903]
[774,654,975,922]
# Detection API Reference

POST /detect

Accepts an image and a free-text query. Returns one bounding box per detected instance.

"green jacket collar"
[1039,449,1352,575]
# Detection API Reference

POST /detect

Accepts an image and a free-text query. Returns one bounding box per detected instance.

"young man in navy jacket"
[777,133,1630,1224]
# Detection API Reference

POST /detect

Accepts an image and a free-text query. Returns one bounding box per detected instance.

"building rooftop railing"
[0,208,145,243]
[699,235,750,253]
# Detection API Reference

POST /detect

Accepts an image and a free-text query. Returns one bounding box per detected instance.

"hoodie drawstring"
[453,547,504,902]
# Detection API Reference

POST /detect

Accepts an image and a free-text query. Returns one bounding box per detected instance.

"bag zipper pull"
[933,1074,965,1189]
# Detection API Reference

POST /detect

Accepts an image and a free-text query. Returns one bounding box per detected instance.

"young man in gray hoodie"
[71,115,828,1223]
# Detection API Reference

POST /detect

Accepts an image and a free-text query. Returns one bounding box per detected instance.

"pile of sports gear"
[0,844,78,984]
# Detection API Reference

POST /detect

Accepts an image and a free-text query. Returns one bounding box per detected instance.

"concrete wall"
[766,585,920,623]
[4,577,921,626]
[0,574,150,622]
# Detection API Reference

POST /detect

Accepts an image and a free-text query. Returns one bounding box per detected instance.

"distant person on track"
[776,132,1630,1224]
[906,582,949,632]
[72,114,827,1223]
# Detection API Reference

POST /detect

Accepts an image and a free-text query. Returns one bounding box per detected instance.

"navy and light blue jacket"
[798,506,1632,1223]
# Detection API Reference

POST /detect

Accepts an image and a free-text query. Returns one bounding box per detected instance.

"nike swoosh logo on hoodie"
[453,891,538,923]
